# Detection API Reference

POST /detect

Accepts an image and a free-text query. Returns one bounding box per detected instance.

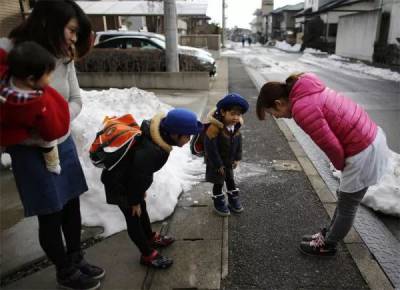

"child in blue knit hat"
[204,93,249,216]
[101,108,202,269]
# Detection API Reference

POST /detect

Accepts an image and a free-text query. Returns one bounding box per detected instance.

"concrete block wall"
[0,0,23,37]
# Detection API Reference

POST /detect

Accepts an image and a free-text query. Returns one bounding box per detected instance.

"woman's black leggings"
[119,200,154,256]
[37,197,81,270]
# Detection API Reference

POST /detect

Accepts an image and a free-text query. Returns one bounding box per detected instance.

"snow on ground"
[331,150,400,217]
[275,41,301,52]
[300,53,400,82]
[72,88,205,237]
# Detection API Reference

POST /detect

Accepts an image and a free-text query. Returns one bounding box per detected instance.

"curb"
[244,62,395,290]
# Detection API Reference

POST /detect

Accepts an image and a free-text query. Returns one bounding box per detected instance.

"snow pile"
[275,41,301,52]
[72,88,204,237]
[331,150,400,216]
[303,48,326,55]
[363,150,400,216]
[300,53,400,82]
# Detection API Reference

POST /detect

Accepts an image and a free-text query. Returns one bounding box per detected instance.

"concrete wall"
[77,72,210,90]
[335,11,379,61]
[388,0,400,44]
[0,0,23,37]
[180,34,220,50]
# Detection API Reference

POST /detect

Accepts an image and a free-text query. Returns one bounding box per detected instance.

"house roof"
[271,2,304,14]
[295,0,371,17]
[76,1,208,16]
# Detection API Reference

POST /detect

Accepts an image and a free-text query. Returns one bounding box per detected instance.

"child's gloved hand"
[232,160,240,169]
[132,204,141,217]
[218,166,225,176]
[43,147,61,175]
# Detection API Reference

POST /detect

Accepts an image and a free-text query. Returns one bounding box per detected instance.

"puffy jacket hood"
[290,73,325,103]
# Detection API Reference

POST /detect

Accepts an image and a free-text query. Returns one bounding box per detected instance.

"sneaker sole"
[298,245,337,257]
[58,280,100,290]
[90,269,106,280]
[140,261,174,269]
[228,205,244,213]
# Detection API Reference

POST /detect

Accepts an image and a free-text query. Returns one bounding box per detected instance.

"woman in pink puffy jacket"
[256,72,390,256]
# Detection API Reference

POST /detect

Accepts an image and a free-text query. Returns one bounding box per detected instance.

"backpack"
[190,123,210,157]
[89,114,142,170]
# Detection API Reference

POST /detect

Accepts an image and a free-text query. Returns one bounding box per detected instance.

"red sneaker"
[140,250,173,269]
[150,232,175,248]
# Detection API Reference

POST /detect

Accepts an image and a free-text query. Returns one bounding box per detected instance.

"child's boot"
[140,249,173,269]
[150,232,175,248]
[212,193,230,216]
[227,189,243,213]
[299,235,337,256]
[301,228,327,242]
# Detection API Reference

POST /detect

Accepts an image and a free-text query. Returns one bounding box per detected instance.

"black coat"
[204,109,242,184]
[101,113,172,207]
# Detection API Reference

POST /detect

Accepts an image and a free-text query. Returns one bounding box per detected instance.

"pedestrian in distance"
[0,41,70,175]
[101,108,203,269]
[247,36,252,46]
[204,93,249,216]
[256,72,390,256]
[241,36,246,47]
[4,1,105,289]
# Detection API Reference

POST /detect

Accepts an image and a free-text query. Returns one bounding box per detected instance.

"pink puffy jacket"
[290,73,377,170]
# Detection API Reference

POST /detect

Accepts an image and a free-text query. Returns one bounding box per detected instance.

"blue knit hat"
[161,108,203,135]
[216,93,249,113]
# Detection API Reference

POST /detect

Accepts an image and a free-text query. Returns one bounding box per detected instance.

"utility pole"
[164,0,179,72]
[221,0,226,48]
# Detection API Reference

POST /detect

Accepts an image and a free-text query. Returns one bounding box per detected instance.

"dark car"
[94,35,216,76]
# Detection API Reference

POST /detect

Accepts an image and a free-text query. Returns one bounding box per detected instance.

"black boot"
[227,189,244,213]
[212,193,230,216]
[57,265,100,290]
[69,251,105,280]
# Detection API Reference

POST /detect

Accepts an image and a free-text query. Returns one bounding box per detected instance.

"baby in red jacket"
[0,41,70,174]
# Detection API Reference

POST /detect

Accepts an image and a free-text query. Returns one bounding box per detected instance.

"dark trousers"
[213,168,236,196]
[119,200,154,256]
[37,197,81,270]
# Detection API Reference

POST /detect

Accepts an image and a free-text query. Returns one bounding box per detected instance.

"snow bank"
[363,151,400,217]
[331,150,400,217]
[275,41,301,52]
[300,53,400,82]
[72,88,204,237]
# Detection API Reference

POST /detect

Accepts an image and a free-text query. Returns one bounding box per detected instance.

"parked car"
[94,30,213,58]
[94,34,216,76]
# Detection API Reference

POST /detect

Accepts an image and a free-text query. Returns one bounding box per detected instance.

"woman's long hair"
[256,73,303,120]
[9,0,92,59]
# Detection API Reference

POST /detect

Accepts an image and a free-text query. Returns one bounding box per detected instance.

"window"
[95,38,125,49]
[328,23,337,37]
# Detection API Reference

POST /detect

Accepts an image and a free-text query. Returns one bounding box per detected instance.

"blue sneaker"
[212,193,230,216]
[227,189,243,213]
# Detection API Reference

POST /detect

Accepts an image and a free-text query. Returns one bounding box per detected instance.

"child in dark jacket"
[204,93,249,216]
[101,108,203,269]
